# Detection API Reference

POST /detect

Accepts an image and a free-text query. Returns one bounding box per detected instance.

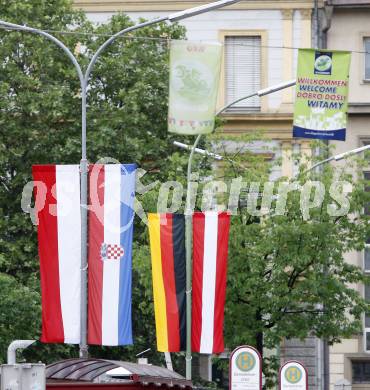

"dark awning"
[46,359,192,389]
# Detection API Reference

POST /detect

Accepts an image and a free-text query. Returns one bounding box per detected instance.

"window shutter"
[225,36,261,110]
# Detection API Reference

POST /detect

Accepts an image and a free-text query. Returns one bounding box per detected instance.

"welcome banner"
[293,49,351,141]
[168,40,222,135]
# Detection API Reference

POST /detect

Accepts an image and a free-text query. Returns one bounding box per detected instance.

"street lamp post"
[178,79,296,380]
[0,0,244,366]
[296,143,370,390]
[178,122,370,388]
[298,143,370,177]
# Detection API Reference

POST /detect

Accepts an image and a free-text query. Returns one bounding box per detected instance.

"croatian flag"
[32,165,81,344]
[88,164,136,346]
[192,211,230,354]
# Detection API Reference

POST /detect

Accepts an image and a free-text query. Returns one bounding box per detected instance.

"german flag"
[148,213,186,352]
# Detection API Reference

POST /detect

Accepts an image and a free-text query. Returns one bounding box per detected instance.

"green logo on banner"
[175,65,211,101]
[285,366,303,384]
[236,352,256,372]
[314,54,332,74]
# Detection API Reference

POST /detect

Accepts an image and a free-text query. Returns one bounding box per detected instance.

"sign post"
[230,346,262,390]
[279,361,308,390]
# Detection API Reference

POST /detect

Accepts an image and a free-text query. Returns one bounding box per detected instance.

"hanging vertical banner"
[88,164,136,346]
[192,212,230,354]
[279,361,308,390]
[32,165,81,344]
[148,213,186,352]
[293,49,351,141]
[168,40,222,135]
[230,346,262,390]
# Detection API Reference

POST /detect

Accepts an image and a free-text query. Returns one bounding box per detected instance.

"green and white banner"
[293,49,351,141]
[168,40,222,135]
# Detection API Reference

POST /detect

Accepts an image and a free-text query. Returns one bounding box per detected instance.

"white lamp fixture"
[173,141,223,160]
[168,0,243,22]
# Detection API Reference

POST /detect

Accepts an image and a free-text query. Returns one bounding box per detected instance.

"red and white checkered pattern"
[106,244,124,260]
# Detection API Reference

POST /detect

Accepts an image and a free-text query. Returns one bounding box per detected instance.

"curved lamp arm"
[0,21,84,89]
[0,20,87,159]
[84,16,168,82]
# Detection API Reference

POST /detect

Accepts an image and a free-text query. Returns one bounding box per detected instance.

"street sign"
[279,361,308,390]
[229,346,262,390]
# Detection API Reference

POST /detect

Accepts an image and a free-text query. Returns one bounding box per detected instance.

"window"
[365,285,370,328]
[353,361,370,383]
[365,37,370,81]
[364,169,370,351]
[362,140,370,164]
[224,35,261,111]
[365,243,370,272]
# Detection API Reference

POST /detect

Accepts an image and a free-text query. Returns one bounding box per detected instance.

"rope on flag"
[32,165,81,344]
[148,213,186,352]
[192,211,231,354]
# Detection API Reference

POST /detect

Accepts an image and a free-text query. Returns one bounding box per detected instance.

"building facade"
[73,0,370,388]
[74,0,319,178]
[326,1,370,389]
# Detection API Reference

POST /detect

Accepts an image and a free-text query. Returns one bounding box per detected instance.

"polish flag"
[192,211,230,354]
[88,164,136,346]
[32,165,81,344]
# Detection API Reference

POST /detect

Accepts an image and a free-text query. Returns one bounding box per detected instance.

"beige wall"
[328,7,370,385]
[327,8,370,105]
[73,0,321,12]
[77,1,317,146]
[329,115,370,389]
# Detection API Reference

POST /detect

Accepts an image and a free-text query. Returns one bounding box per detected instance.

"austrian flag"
[32,165,82,344]
[192,212,231,354]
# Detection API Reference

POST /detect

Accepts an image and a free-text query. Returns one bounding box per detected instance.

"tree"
[0,273,40,359]
[0,0,187,364]
[133,132,370,387]
[204,136,370,387]
[1,2,369,388]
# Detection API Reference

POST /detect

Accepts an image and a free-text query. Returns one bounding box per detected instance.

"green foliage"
[0,273,40,360]
[0,0,188,365]
[205,138,370,387]
[1,3,370,389]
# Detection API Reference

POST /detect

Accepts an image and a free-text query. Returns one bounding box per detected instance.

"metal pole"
[185,134,201,380]
[0,20,89,358]
[314,0,320,49]
[84,17,168,82]
[183,94,256,379]
[183,84,296,380]
[0,17,171,359]
[296,144,370,178]
[0,1,247,363]
[80,14,170,359]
